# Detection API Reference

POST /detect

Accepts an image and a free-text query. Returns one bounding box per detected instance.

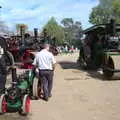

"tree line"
[15,17,83,47]
[89,0,120,24]
[43,17,83,47]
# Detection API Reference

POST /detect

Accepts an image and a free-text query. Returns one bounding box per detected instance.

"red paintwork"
[21,50,35,69]
[2,97,7,113]
[25,96,30,113]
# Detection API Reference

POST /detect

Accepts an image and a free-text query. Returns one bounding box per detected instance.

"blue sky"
[0,0,98,31]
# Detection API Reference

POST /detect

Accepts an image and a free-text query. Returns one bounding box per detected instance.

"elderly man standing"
[33,44,56,101]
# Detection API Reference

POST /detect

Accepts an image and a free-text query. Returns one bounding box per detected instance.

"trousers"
[39,70,53,99]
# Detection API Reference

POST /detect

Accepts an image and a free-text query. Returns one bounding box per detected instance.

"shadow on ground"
[59,61,120,81]
[0,113,30,120]
[87,70,120,81]
[59,61,80,69]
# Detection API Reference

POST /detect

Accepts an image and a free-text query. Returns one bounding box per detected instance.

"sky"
[0,0,99,31]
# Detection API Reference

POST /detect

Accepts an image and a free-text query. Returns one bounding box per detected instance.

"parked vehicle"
[77,20,120,78]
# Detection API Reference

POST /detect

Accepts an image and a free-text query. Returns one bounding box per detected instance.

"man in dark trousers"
[33,44,56,101]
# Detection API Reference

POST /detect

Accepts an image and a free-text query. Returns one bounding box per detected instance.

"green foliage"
[61,18,73,28]
[61,18,83,47]
[89,6,111,24]
[89,0,120,25]
[44,17,65,45]
[43,17,82,47]
[112,0,120,23]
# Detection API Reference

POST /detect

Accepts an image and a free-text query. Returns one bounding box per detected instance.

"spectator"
[33,44,56,101]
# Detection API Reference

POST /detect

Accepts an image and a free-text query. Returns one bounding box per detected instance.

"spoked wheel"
[0,94,7,114]
[103,56,114,79]
[5,51,15,66]
[77,58,87,69]
[5,51,15,74]
[32,78,41,99]
[19,95,30,115]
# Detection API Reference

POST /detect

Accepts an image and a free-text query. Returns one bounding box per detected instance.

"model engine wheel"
[19,95,30,115]
[0,94,7,114]
[32,78,41,99]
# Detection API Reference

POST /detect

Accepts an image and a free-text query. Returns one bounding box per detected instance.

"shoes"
[43,97,49,101]
[42,93,52,101]
[49,94,52,97]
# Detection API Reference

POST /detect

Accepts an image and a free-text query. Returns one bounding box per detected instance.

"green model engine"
[0,67,40,115]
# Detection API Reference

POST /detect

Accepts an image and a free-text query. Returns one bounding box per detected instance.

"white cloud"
[0,0,99,30]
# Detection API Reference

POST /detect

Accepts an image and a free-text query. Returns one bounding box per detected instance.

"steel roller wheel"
[0,94,7,114]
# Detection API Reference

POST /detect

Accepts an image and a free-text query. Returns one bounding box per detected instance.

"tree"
[44,17,65,45]
[112,0,120,23]
[89,0,120,25]
[61,18,73,28]
[89,6,111,24]
[61,18,83,47]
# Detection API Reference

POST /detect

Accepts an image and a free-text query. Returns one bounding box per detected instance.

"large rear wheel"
[5,51,14,66]
[103,56,114,79]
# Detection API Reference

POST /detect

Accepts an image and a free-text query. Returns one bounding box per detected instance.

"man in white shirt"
[33,44,56,101]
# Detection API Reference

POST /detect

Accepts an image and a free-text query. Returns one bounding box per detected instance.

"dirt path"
[1,53,120,120]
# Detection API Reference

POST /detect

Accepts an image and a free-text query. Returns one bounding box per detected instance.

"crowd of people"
[57,45,78,54]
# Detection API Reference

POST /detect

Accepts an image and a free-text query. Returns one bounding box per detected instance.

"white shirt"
[33,49,56,70]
